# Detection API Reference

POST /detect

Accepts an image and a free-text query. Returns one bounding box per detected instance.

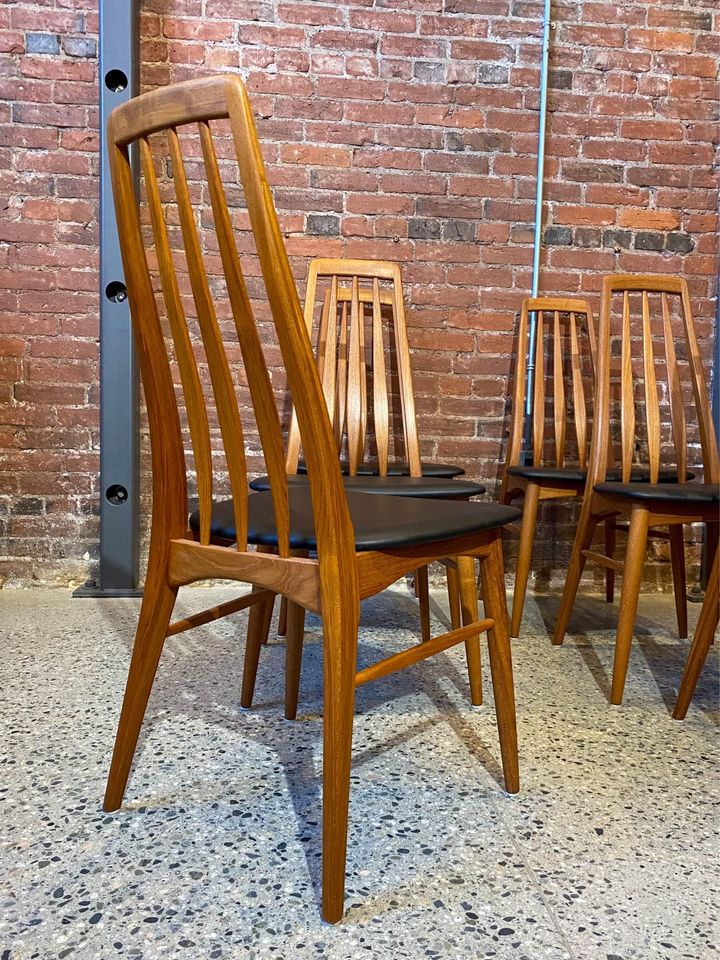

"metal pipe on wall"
[522,0,552,462]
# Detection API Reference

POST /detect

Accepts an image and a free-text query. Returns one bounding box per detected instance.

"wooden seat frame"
[101,75,519,924]
[259,257,483,716]
[552,275,719,705]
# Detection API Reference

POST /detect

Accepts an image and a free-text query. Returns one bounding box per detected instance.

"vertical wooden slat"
[662,292,687,483]
[679,281,720,483]
[391,267,422,476]
[316,282,339,431]
[347,277,363,475]
[168,127,249,550]
[199,121,289,555]
[358,295,368,464]
[285,266,321,473]
[552,309,566,467]
[620,290,635,483]
[641,290,660,484]
[140,136,213,545]
[372,279,389,476]
[335,300,348,452]
[532,310,545,466]
[569,311,588,470]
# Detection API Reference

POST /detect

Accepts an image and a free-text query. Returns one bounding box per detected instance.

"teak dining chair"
[102,74,521,923]
[249,258,487,703]
[552,275,720,705]
[499,296,601,637]
[673,538,719,720]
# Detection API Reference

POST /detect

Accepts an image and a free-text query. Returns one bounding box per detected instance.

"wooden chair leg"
[457,555,483,706]
[604,517,616,603]
[610,507,650,705]
[446,561,462,630]
[510,482,540,639]
[673,550,719,720]
[240,586,275,708]
[478,537,519,794]
[415,565,431,643]
[284,601,306,720]
[277,596,288,638]
[668,524,688,640]
[104,568,177,812]
[321,584,359,924]
[552,513,599,645]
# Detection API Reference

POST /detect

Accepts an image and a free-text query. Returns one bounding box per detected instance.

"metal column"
[74,0,141,597]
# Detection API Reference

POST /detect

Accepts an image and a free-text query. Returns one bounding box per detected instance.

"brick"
[408,219,441,240]
[306,214,340,236]
[25,33,60,55]
[618,209,681,231]
[61,36,97,58]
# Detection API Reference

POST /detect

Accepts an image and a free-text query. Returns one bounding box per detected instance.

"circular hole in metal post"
[105,281,127,303]
[106,484,129,506]
[105,69,128,93]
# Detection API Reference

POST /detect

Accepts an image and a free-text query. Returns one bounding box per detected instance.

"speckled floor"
[1,585,718,960]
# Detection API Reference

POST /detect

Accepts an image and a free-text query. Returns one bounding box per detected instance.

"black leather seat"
[593,481,720,505]
[296,459,465,479]
[507,465,693,484]
[190,488,521,552]
[249,474,486,500]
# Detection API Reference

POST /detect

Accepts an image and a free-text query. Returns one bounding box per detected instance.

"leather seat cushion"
[507,465,694,484]
[593,482,720,505]
[190,488,521,552]
[249,474,486,500]
[296,459,465,479]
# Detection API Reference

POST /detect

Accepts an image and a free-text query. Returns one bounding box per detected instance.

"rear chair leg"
[673,550,719,720]
[284,601,306,720]
[457,555,483,706]
[104,567,177,812]
[446,560,462,631]
[241,587,275,708]
[668,524,688,640]
[552,513,599,646]
[478,537,519,794]
[604,517,616,603]
[415,565,431,643]
[610,507,650,705]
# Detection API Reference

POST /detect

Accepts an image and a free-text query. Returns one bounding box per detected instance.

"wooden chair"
[552,275,720,705]
[250,258,487,698]
[499,296,601,637]
[102,74,521,924]
[673,539,719,720]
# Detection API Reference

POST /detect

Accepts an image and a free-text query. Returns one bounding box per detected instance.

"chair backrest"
[505,296,597,470]
[588,274,719,486]
[107,74,352,562]
[285,258,422,477]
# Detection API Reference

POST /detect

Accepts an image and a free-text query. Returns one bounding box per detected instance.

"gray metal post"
[522,0,552,462]
[74,0,140,597]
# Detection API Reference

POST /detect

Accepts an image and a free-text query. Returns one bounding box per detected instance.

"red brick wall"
[0,0,717,587]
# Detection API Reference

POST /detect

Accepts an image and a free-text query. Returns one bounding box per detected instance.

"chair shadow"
[531,593,719,722]
[97,585,506,916]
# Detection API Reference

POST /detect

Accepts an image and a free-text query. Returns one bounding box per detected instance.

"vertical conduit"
[522,0,552,462]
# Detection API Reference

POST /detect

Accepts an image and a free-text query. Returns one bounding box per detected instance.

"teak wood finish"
[672,543,719,720]
[499,296,602,637]
[263,257,482,700]
[102,74,520,923]
[552,275,720,706]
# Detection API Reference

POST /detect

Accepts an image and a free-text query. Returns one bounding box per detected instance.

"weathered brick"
[25,33,60,55]
[306,214,340,236]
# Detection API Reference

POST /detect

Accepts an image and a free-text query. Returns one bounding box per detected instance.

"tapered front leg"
[479,537,519,794]
[552,512,599,645]
[673,548,719,720]
[104,569,177,811]
[668,524,688,639]
[510,482,540,639]
[321,583,359,923]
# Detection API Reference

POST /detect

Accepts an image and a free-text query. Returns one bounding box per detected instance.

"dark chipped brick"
[409,218,441,240]
[414,61,445,83]
[549,69,572,90]
[575,228,602,248]
[544,226,572,246]
[62,37,97,58]
[477,63,509,85]
[446,132,465,153]
[634,231,664,251]
[306,214,339,236]
[12,497,44,516]
[665,232,694,253]
[602,229,633,250]
[443,220,475,242]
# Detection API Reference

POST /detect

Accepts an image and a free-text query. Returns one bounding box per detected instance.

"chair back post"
[287,258,423,478]
[108,75,356,593]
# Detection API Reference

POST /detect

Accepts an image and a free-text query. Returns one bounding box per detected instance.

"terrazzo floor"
[1,584,718,960]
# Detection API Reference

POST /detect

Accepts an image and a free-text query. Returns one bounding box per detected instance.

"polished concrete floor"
[1,585,718,960]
